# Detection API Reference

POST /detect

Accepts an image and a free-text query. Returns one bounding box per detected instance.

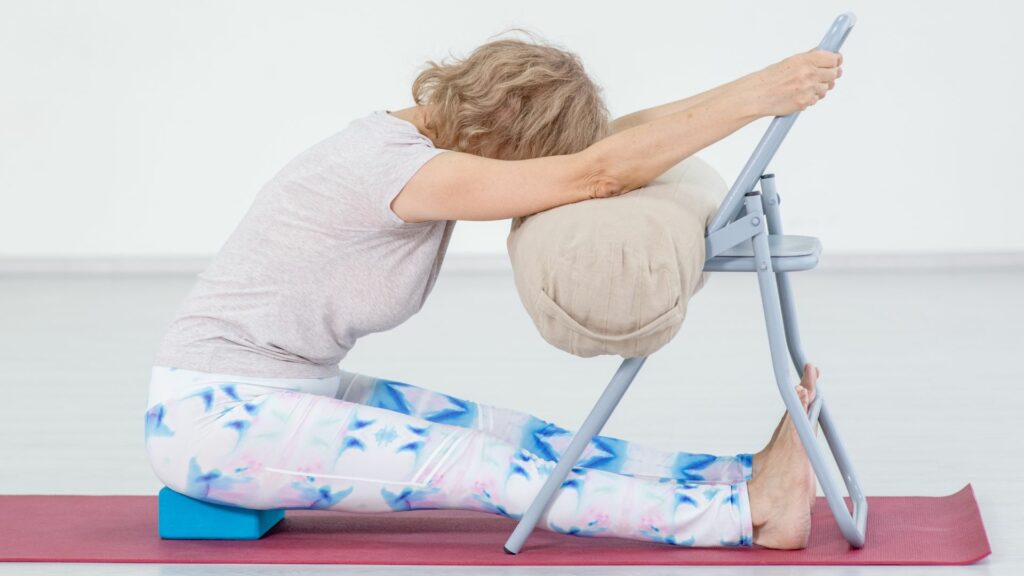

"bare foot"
[747,385,814,549]
[752,364,820,510]
[756,364,819,452]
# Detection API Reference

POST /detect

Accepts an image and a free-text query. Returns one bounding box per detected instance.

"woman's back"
[153,110,454,379]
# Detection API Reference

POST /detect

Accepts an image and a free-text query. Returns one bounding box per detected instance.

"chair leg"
[745,192,867,548]
[503,356,647,554]
[775,271,825,425]
[775,271,868,546]
[763,176,826,426]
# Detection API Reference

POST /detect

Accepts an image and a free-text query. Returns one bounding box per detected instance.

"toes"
[795,386,809,410]
[802,364,817,387]
[801,364,818,402]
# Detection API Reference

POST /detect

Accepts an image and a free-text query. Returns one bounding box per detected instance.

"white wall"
[2,0,1022,258]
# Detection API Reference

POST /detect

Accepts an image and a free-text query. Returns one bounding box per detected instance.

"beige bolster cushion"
[506,156,727,358]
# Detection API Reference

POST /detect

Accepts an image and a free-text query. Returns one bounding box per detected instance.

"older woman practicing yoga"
[147,35,841,549]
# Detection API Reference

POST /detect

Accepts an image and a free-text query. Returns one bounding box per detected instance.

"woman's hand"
[743,49,843,117]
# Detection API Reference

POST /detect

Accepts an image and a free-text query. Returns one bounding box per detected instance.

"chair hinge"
[704,212,765,260]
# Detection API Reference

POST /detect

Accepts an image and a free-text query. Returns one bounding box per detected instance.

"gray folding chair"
[504,12,867,554]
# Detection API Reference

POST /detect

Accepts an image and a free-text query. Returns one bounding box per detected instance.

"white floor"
[0,267,1021,575]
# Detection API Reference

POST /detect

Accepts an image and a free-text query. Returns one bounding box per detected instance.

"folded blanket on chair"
[506,156,727,357]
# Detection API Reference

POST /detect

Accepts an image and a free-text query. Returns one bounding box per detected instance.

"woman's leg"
[146,374,754,548]
[336,370,752,484]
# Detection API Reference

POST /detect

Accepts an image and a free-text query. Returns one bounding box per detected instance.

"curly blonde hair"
[412,33,609,161]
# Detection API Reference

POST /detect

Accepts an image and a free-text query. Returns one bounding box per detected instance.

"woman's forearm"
[608,75,748,134]
[578,82,761,199]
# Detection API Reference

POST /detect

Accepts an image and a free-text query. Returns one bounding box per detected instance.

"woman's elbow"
[573,149,630,200]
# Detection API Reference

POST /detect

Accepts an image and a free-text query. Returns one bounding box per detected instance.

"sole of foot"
[753,363,820,512]
[748,383,814,549]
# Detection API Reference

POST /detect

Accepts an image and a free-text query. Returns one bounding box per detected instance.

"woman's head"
[412,33,609,161]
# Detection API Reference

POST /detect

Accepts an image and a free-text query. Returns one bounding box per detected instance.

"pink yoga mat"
[0,484,989,566]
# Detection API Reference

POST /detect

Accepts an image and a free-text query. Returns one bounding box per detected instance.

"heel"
[158,487,284,540]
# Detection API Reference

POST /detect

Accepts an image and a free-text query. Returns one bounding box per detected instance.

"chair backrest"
[706,13,857,234]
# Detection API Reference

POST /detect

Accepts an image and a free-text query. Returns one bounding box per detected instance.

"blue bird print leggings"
[145,365,754,547]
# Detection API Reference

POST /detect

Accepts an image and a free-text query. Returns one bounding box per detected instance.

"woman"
[146,35,841,549]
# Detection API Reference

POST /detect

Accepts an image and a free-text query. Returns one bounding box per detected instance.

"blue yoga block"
[158,487,285,540]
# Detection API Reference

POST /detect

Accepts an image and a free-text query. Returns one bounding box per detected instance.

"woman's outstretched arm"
[391,49,841,223]
[608,81,736,135]
[608,48,844,134]
[391,88,754,223]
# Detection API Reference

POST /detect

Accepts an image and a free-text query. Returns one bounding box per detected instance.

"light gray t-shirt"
[153,110,453,379]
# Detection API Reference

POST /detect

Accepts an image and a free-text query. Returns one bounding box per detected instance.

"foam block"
[158,487,284,540]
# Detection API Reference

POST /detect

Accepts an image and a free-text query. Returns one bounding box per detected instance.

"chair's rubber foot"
[504,545,517,555]
[158,487,285,540]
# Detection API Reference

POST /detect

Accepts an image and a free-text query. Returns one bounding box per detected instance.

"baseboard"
[0,252,1022,275]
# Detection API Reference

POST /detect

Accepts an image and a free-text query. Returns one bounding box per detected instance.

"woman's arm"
[391,49,840,223]
[608,81,736,135]
[391,87,752,223]
[609,48,844,134]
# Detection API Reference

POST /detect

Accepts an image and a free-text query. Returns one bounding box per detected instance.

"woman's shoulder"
[264,111,443,219]
[320,110,442,180]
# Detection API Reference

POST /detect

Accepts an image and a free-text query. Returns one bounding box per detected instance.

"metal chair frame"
[504,13,867,554]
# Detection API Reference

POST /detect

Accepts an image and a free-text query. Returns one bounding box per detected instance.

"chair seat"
[704,234,822,272]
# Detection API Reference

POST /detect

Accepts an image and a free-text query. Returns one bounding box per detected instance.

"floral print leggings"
[145,365,754,547]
